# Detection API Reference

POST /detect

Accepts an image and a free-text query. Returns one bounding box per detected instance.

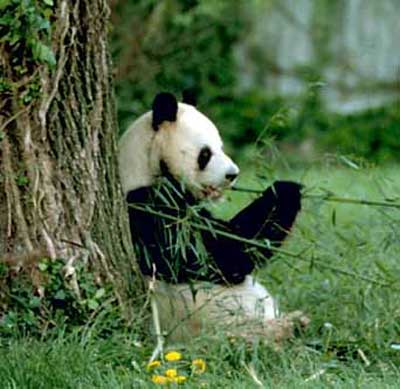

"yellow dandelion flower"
[165,368,177,378]
[165,351,182,362]
[192,358,206,374]
[171,375,187,384]
[151,375,168,385]
[147,360,161,370]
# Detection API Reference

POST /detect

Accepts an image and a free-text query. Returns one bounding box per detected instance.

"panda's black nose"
[225,172,239,182]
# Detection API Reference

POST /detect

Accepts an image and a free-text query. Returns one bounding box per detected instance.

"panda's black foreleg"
[228,181,302,258]
[202,181,301,283]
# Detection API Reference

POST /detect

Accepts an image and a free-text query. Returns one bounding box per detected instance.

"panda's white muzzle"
[200,159,239,200]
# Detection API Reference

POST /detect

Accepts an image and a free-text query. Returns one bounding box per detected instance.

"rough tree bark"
[0,1,136,302]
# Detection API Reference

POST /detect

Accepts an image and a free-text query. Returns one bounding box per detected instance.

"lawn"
[1,160,399,388]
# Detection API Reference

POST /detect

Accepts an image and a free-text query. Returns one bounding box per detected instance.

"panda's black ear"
[182,88,197,107]
[152,92,178,131]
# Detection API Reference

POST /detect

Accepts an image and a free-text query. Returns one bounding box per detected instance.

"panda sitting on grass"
[119,92,308,347]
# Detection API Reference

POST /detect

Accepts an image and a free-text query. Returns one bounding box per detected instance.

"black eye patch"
[197,146,212,170]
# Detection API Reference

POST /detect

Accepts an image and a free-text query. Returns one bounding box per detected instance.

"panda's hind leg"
[230,310,310,346]
[210,276,309,344]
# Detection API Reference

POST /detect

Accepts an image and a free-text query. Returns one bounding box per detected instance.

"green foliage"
[18,76,41,104]
[0,77,11,93]
[15,173,29,186]
[206,90,289,151]
[0,0,56,111]
[320,103,400,162]
[209,86,400,162]
[111,0,247,133]
[0,0,55,67]
[0,258,120,339]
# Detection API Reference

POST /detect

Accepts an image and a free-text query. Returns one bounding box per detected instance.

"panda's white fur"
[151,275,278,341]
[119,100,300,342]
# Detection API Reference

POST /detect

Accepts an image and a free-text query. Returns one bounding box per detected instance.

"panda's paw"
[284,310,311,328]
[264,310,310,345]
[264,180,302,202]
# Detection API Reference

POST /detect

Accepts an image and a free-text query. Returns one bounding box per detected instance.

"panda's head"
[119,92,239,200]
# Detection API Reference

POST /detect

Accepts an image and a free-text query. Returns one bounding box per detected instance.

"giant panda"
[119,92,306,342]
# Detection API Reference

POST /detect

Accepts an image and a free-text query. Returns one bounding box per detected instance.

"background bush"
[111,0,400,163]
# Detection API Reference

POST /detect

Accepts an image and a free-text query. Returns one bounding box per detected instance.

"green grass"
[1,160,400,388]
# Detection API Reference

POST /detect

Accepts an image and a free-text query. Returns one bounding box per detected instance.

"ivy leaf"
[94,288,106,300]
[31,40,56,67]
[87,299,99,310]
[29,296,42,308]
[0,13,15,28]
[16,175,29,186]
[36,16,50,31]
[0,0,11,11]
[38,262,48,272]
[54,290,66,300]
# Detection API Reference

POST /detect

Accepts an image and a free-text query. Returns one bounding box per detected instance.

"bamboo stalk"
[232,186,400,209]
[305,194,400,209]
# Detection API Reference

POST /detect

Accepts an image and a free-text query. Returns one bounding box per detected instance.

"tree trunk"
[0,1,136,303]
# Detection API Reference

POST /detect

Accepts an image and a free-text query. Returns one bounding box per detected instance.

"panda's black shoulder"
[126,187,152,204]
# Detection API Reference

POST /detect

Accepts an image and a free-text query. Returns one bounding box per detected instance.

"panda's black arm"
[227,180,302,261]
[198,211,255,284]
[200,181,301,278]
